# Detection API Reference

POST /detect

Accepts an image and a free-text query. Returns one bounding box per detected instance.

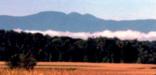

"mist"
[14,29,156,41]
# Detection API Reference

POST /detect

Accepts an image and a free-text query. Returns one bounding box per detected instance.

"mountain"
[0,11,156,32]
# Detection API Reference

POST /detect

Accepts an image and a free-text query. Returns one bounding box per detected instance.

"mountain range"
[0,11,156,32]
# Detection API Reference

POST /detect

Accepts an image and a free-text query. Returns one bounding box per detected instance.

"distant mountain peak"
[68,12,82,16]
[34,11,67,17]
[0,11,156,32]
[83,13,97,19]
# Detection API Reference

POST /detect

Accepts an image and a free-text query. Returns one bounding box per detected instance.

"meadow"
[0,62,156,75]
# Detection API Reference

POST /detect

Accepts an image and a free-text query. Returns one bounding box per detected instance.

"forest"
[0,29,156,64]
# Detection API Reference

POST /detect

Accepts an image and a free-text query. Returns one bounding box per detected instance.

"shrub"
[8,53,36,69]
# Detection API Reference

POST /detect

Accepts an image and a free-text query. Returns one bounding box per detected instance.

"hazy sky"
[0,0,156,20]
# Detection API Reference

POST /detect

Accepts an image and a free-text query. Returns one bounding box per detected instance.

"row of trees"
[0,29,156,65]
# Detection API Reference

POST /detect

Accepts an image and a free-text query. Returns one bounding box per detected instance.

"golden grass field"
[0,62,156,75]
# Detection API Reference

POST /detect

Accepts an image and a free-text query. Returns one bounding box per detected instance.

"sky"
[0,0,156,20]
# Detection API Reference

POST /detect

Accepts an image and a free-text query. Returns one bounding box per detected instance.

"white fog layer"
[14,29,156,41]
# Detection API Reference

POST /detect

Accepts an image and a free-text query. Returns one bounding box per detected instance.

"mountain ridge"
[0,11,156,32]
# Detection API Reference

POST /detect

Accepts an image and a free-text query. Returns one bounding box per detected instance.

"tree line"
[0,29,156,64]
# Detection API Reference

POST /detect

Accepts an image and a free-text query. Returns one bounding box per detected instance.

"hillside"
[0,29,156,64]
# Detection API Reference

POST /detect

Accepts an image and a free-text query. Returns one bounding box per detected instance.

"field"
[0,62,156,75]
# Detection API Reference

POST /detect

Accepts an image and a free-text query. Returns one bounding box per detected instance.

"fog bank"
[14,29,156,41]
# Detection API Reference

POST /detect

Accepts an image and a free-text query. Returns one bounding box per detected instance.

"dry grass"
[0,62,156,75]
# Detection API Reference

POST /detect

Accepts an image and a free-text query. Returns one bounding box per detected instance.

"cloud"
[14,28,156,41]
